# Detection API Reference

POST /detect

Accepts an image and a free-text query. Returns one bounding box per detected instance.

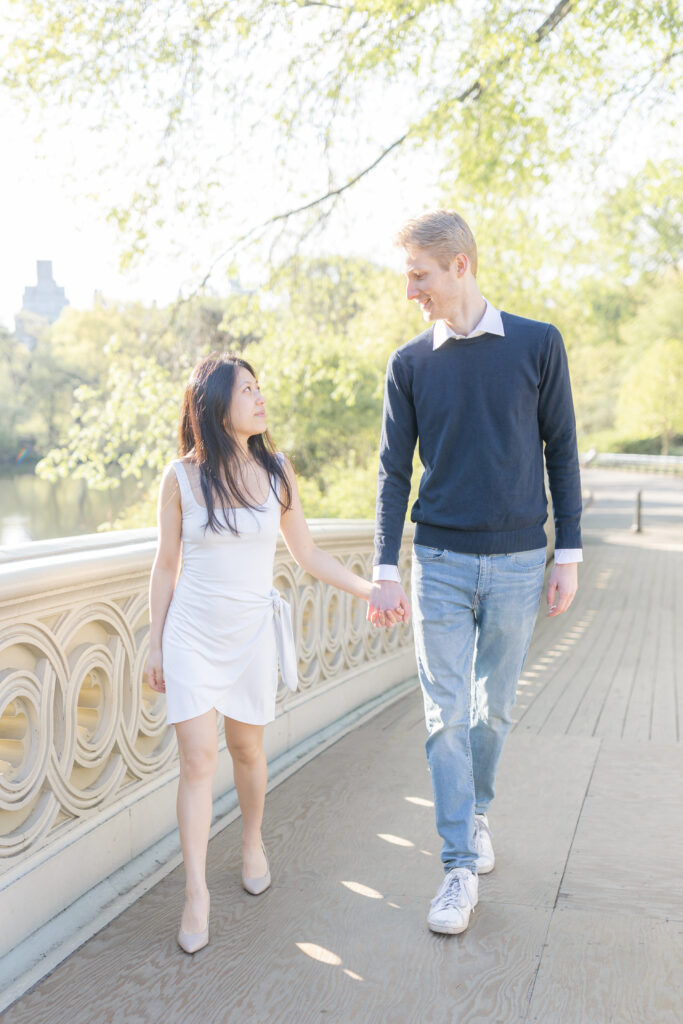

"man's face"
[404,247,463,322]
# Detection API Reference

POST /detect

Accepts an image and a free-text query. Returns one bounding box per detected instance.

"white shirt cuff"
[554,548,583,564]
[372,564,402,583]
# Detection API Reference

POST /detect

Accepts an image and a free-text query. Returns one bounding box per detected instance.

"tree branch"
[535,0,574,42]
[194,130,410,292]
[600,46,682,149]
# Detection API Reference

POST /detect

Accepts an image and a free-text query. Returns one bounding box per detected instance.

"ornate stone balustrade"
[0,523,415,961]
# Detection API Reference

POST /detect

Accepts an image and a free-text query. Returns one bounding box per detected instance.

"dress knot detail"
[270,588,298,692]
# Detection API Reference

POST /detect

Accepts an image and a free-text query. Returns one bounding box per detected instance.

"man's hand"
[546,562,578,617]
[367,580,411,628]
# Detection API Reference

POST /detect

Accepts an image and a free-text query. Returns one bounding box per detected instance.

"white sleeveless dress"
[161,458,298,726]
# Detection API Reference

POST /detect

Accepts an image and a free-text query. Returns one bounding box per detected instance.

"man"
[368,210,582,935]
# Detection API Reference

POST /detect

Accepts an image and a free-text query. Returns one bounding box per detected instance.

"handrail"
[586,452,683,473]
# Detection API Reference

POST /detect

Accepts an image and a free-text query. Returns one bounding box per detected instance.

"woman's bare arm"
[145,466,183,691]
[279,459,401,619]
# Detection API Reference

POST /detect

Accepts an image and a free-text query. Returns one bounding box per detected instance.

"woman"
[145,354,400,954]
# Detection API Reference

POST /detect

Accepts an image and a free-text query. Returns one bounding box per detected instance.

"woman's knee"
[225,727,264,767]
[179,743,217,783]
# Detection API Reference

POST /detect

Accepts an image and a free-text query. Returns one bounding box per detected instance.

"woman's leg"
[224,717,268,878]
[175,709,218,932]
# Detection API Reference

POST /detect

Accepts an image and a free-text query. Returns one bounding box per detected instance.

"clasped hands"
[367,580,411,629]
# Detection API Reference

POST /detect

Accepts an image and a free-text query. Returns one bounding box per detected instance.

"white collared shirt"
[432,301,505,347]
[374,300,582,581]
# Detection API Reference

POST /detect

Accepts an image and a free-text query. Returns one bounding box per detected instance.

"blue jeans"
[411,544,545,872]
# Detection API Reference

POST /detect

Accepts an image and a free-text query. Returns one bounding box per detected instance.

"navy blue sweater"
[374,312,583,564]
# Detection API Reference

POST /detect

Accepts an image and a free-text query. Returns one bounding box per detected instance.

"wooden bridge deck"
[4,469,682,1023]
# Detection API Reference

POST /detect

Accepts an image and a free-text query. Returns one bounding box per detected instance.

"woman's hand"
[367,580,411,628]
[145,648,166,693]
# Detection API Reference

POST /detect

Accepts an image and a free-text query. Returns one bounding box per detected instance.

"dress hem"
[166,700,276,727]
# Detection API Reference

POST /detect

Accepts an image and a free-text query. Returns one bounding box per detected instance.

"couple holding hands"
[145,209,582,952]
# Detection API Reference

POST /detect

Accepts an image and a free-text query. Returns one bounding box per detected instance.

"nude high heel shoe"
[242,843,271,895]
[177,894,210,954]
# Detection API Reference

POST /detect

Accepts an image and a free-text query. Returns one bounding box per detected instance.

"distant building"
[15,260,69,349]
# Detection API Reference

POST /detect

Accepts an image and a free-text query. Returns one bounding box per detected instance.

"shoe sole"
[475,860,495,874]
[427,909,474,935]
[428,919,471,935]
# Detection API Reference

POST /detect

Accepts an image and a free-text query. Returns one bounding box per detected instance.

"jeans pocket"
[506,547,546,569]
[413,543,446,561]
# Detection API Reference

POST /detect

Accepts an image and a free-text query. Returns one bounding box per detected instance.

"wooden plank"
[515,600,610,735]
[541,541,651,737]
[376,689,425,735]
[512,615,596,728]
[559,740,683,922]
[482,733,599,910]
[567,541,650,738]
[527,907,683,1024]
[650,611,678,744]
[512,554,602,731]
[649,550,680,743]
[593,547,654,740]
[530,535,660,739]
[676,552,683,746]
[513,536,627,735]
[541,606,623,735]
[622,548,664,742]
[565,608,636,737]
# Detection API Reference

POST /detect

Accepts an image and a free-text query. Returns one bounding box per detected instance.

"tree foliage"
[240,258,421,481]
[1,242,677,530]
[616,339,683,455]
[614,271,683,454]
[7,151,680,527]
[0,327,32,459]
[25,259,418,524]
[31,296,244,485]
[2,1,680,269]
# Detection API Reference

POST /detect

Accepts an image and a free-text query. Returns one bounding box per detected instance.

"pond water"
[0,469,147,546]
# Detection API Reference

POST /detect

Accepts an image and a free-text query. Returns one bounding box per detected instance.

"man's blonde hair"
[395,209,478,276]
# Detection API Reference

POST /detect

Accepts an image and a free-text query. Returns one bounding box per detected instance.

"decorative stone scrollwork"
[0,524,413,869]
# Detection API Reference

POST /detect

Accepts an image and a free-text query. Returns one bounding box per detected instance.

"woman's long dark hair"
[179,354,292,534]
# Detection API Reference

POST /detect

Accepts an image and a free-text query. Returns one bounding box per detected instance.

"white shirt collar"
[432,301,504,349]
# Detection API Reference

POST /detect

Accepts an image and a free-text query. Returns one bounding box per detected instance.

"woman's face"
[227,366,267,444]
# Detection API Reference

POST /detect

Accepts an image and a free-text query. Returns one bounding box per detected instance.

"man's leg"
[411,544,480,873]
[469,548,546,815]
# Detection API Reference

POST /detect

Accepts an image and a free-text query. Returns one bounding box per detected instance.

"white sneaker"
[427,868,478,935]
[474,814,495,874]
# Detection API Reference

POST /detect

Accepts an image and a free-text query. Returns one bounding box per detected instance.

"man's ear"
[452,253,469,277]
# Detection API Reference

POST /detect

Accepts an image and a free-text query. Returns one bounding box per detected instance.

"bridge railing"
[585,452,683,474]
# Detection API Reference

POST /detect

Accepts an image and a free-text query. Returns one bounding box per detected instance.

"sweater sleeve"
[374,351,418,566]
[538,326,583,549]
